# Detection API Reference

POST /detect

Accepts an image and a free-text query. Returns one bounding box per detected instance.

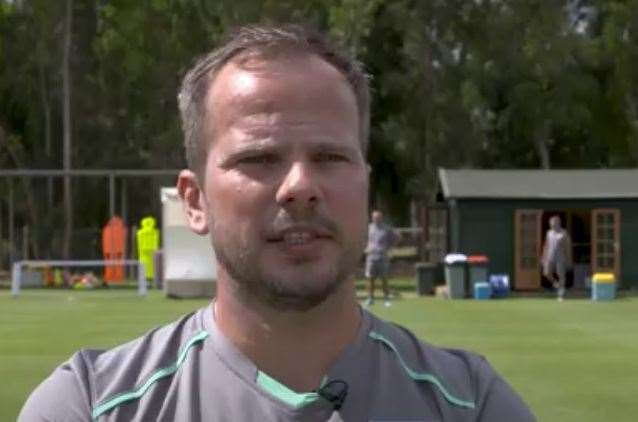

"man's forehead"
[208,52,348,104]
[205,54,357,134]
[231,47,337,73]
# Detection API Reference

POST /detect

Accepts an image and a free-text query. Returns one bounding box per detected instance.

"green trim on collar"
[91,330,209,420]
[369,330,476,409]
[256,371,323,409]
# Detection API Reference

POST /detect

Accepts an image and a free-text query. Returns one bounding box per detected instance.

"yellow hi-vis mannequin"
[137,216,160,280]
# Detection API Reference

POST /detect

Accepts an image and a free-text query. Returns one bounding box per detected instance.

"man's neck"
[213,275,361,393]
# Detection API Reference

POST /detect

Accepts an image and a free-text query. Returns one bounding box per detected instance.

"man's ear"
[177,170,210,235]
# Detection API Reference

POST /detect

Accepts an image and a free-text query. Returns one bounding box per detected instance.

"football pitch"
[1,287,637,421]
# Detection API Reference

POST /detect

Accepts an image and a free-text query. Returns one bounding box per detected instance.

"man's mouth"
[283,231,315,245]
[266,226,333,245]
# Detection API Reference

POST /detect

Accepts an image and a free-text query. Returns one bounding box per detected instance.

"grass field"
[1,286,637,421]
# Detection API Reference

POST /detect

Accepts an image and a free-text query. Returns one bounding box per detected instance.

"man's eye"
[240,154,279,165]
[316,152,349,162]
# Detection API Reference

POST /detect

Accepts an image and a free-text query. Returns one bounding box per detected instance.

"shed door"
[592,209,621,279]
[514,209,542,290]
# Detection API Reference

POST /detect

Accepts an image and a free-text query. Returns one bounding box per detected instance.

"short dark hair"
[178,24,370,175]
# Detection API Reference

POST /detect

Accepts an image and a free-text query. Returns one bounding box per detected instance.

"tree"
[62,0,73,259]
[3,0,638,257]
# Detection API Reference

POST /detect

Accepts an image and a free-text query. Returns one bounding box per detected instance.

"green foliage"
[2,0,638,249]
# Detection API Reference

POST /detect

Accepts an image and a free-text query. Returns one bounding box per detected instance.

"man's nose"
[275,161,321,211]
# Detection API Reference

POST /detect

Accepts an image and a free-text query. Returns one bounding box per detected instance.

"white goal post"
[11,260,147,297]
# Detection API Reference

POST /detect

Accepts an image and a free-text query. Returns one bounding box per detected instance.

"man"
[19,25,535,421]
[364,209,399,307]
[542,215,573,302]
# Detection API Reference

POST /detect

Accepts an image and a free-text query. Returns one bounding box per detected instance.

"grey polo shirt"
[365,223,396,261]
[19,305,535,421]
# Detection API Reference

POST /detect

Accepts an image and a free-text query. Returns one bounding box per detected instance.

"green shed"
[434,169,638,290]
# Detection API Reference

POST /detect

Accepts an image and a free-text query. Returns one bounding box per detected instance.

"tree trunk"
[37,55,52,159]
[534,120,551,169]
[37,43,55,223]
[0,125,41,259]
[625,95,638,163]
[62,0,73,260]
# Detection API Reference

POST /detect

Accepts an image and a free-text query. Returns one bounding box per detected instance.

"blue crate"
[474,282,491,300]
[592,282,615,301]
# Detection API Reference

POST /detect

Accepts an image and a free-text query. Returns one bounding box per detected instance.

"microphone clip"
[317,379,348,410]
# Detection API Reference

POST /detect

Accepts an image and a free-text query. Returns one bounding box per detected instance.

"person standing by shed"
[364,210,399,307]
[542,215,572,302]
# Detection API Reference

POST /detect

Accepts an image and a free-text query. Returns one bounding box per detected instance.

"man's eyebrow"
[229,140,279,155]
[215,140,282,165]
[215,138,360,166]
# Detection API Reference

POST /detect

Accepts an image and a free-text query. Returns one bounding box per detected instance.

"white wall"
[161,188,216,282]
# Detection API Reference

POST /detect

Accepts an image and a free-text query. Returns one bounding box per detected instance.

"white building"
[161,187,216,298]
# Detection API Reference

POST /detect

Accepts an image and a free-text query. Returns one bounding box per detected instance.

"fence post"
[11,261,21,297]
[128,224,137,281]
[137,261,147,296]
[8,179,14,267]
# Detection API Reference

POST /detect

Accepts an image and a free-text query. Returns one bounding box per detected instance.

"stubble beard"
[211,221,364,312]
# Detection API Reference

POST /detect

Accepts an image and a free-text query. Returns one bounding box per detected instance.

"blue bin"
[592,282,616,301]
[592,273,616,301]
[474,282,491,300]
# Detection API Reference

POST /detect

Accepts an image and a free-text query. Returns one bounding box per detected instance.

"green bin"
[444,254,467,299]
[415,262,437,296]
[467,255,489,298]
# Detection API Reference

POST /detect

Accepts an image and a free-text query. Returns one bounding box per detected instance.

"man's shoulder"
[365,311,535,420]
[367,312,492,388]
[19,307,210,422]
[88,306,207,377]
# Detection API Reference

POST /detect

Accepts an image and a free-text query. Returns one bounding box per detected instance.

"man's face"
[194,53,368,310]
[372,211,383,224]
[550,217,561,230]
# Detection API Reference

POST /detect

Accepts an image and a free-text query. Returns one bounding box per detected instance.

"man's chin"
[218,248,359,312]
[258,270,346,312]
